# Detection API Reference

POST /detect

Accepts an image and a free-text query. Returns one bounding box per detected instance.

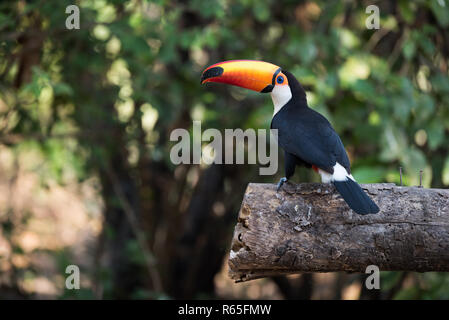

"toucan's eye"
[276,76,284,84]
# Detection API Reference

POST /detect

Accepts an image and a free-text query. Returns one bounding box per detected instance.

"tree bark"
[229,183,449,282]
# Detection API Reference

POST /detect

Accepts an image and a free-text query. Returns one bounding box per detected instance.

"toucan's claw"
[276,177,288,192]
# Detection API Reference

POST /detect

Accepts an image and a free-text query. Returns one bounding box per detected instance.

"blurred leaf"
[352,166,386,183]
[431,73,449,93]
[394,286,419,300]
[427,121,444,150]
[429,0,449,27]
[401,147,429,186]
[253,3,270,22]
[443,156,449,185]
[414,94,435,121]
[402,37,416,60]
[53,83,74,96]
[380,125,407,161]
[339,56,370,86]
[286,35,317,65]
[398,0,415,23]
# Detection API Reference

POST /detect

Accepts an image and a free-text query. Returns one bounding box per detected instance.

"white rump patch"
[319,162,355,183]
[318,169,333,183]
[271,85,292,116]
[333,162,349,181]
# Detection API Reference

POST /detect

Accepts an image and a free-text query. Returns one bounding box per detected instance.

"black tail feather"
[333,179,379,215]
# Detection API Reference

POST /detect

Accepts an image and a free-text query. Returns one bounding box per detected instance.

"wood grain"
[228,183,449,282]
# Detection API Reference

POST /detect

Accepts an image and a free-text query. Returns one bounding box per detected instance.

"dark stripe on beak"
[200,67,224,84]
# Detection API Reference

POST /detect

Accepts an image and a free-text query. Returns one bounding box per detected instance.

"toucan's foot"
[276,177,288,191]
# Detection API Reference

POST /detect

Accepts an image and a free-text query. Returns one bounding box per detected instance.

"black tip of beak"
[200,66,224,84]
[261,85,274,93]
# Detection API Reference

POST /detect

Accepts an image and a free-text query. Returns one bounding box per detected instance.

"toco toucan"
[201,60,379,215]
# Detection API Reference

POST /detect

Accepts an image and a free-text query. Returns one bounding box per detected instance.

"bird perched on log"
[201,60,379,215]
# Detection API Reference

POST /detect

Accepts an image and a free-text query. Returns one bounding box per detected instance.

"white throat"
[270,85,292,117]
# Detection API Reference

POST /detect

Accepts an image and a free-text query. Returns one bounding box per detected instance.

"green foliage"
[1,0,448,299]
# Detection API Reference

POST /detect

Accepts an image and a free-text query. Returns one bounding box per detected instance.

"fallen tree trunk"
[228,183,449,282]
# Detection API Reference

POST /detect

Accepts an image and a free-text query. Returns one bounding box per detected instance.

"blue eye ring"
[276,76,284,84]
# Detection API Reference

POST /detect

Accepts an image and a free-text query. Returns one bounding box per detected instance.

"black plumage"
[334,179,380,215]
[271,71,379,215]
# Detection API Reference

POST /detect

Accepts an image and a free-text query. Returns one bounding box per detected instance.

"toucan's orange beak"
[200,60,281,93]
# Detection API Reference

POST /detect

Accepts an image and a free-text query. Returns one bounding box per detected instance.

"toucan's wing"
[273,107,350,174]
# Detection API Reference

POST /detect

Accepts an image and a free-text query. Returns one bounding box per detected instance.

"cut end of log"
[228,183,449,282]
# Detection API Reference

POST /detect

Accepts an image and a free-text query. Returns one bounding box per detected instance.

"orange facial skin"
[273,72,289,88]
[201,60,281,93]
